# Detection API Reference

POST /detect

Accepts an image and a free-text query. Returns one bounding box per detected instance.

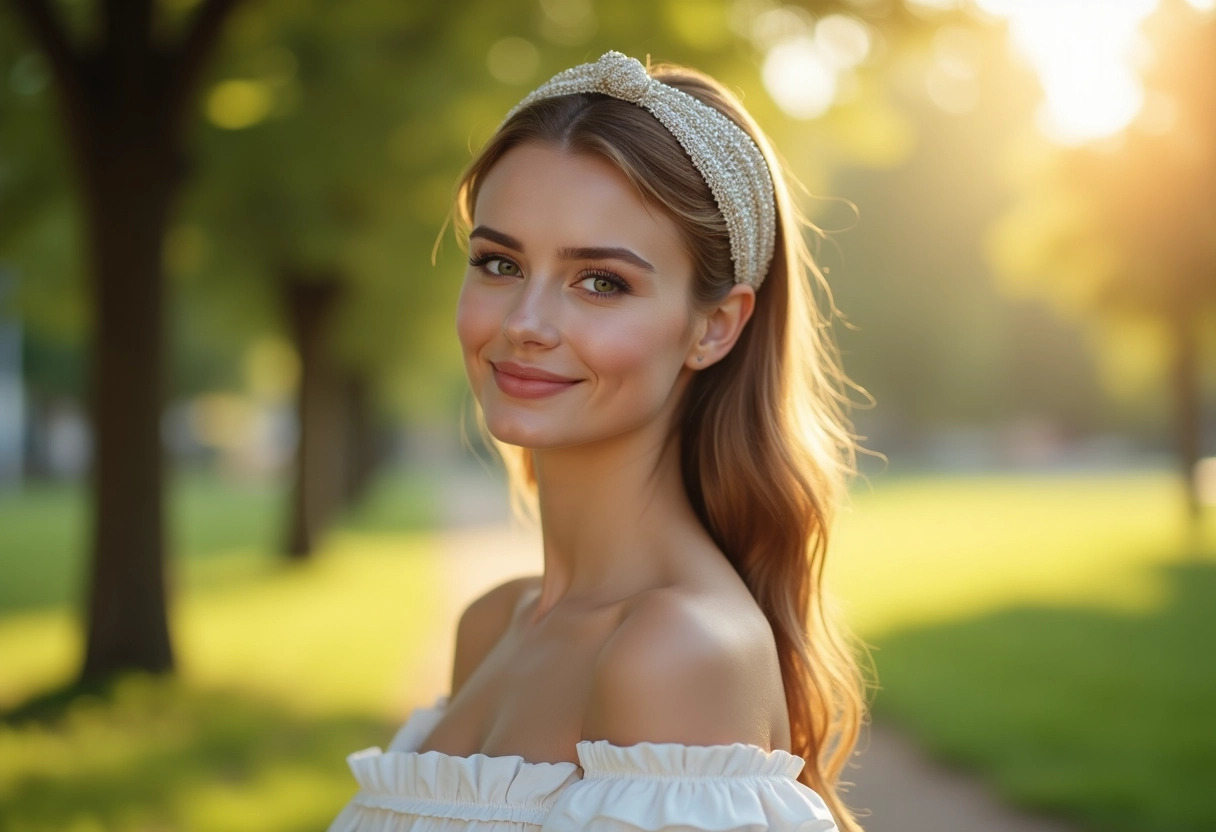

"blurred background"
[1,0,1214,830]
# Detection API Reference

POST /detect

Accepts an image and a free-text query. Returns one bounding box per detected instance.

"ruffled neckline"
[385,694,804,774]
[340,696,813,826]
[359,694,804,777]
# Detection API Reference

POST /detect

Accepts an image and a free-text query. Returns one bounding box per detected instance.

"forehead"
[473,143,691,275]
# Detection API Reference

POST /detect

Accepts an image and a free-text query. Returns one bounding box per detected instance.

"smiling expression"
[456,143,705,451]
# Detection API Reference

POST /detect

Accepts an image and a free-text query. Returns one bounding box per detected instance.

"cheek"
[455,280,498,358]
[584,313,692,390]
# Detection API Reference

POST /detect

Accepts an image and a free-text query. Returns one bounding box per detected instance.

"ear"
[685,284,756,370]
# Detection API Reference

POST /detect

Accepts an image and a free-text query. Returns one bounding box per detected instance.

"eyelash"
[466,250,520,276]
[578,269,631,299]
[467,251,633,299]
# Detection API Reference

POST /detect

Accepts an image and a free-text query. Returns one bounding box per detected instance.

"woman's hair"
[453,62,868,831]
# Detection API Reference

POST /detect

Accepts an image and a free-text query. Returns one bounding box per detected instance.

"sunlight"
[762,36,838,119]
[206,79,274,130]
[751,5,873,120]
[984,0,1158,145]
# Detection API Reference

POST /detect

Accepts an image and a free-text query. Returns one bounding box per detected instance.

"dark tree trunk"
[10,0,243,682]
[282,274,346,559]
[80,121,181,678]
[1171,305,1203,539]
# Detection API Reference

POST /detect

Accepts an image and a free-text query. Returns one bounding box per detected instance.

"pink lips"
[491,361,581,399]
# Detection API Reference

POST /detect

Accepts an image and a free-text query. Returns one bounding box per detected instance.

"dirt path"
[422,469,1074,832]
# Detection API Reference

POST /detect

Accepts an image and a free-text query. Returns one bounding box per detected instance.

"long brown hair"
[454,61,868,831]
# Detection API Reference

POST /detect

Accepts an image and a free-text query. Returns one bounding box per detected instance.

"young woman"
[330,51,866,832]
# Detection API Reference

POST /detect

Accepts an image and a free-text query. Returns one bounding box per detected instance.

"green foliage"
[987,1,1216,393]
[2,0,979,430]
[0,4,88,392]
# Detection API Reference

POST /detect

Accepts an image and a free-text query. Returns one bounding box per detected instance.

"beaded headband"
[503,51,777,289]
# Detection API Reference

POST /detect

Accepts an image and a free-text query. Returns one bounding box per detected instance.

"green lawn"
[833,470,1216,832]
[0,469,436,615]
[0,468,1212,831]
[1,470,443,831]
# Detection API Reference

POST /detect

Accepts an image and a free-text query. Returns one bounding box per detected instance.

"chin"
[481,412,569,451]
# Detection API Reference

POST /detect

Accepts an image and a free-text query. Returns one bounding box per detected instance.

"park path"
[415,467,1074,832]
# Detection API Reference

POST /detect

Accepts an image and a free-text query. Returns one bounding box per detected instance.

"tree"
[988,0,1216,532]
[180,0,470,557]
[5,0,245,679]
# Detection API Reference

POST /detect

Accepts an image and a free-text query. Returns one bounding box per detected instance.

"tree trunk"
[10,0,245,683]
[1171,305,1203,542]
[282,274,345,559]
[79,104,183,680]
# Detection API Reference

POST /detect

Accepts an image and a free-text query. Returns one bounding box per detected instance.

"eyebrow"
[469,225,656,273]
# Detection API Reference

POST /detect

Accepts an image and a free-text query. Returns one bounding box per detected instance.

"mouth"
[491,361,582,399]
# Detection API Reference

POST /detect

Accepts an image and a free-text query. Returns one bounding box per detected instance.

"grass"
[873,561,1216,832]
[0,677,387,832]
[0,530,443,831]
[831,469,1199,636]
[831,469,1216,832]
[0,469,437,616]
[0,469,443,832]
[0,467,1212,831]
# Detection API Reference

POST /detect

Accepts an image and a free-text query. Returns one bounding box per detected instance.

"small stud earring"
[696,355,704,363]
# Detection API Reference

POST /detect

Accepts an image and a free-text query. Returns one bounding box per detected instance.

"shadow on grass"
[873,560,1216,832]
[0,674,391,832]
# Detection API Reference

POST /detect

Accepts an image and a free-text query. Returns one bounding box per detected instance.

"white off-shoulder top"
[328,695,839,832]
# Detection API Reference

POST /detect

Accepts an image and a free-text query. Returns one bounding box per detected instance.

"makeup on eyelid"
[468,251,633,297]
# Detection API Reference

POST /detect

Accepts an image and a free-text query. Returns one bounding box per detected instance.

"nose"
[501,277,560,348]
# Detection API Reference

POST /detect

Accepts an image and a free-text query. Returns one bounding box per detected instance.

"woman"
[330,51,866,832]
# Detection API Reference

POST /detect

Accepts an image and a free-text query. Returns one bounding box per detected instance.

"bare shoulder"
[582,588,782,749]
[450,575,539,696]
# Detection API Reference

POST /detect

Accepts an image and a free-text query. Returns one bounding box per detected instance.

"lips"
[491,361,581,399]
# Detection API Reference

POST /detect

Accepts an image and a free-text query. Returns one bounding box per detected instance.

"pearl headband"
[503,51,777,289]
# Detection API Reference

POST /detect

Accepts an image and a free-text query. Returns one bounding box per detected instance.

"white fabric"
[328,696,839,832]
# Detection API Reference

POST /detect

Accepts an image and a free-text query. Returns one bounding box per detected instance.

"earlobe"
[688,284,756,369]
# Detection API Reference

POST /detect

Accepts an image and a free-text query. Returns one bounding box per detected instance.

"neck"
[527,421,710,621]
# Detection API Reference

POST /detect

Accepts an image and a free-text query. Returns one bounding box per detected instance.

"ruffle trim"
[345,745,582,823]
[335,694,838,831]
[575,739,806,780]
[540,771,837,831]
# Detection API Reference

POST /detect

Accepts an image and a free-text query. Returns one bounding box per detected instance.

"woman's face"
[456,142,703,451]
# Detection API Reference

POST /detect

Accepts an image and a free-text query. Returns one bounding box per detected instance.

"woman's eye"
[579,273,625,295]
[487,258,520,276]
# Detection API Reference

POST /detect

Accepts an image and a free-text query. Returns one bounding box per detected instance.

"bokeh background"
[1,0,1214,830]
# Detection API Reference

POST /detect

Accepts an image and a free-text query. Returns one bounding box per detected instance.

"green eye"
[491,259,519,276]
[592,276,614,293]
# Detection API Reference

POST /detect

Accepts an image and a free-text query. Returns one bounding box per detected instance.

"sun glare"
[763,36,838,119]
[747,2,873,120]
[987,0,1158,145]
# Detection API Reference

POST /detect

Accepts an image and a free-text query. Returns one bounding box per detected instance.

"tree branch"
[8,0,83,113]
[168,0,244,137]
